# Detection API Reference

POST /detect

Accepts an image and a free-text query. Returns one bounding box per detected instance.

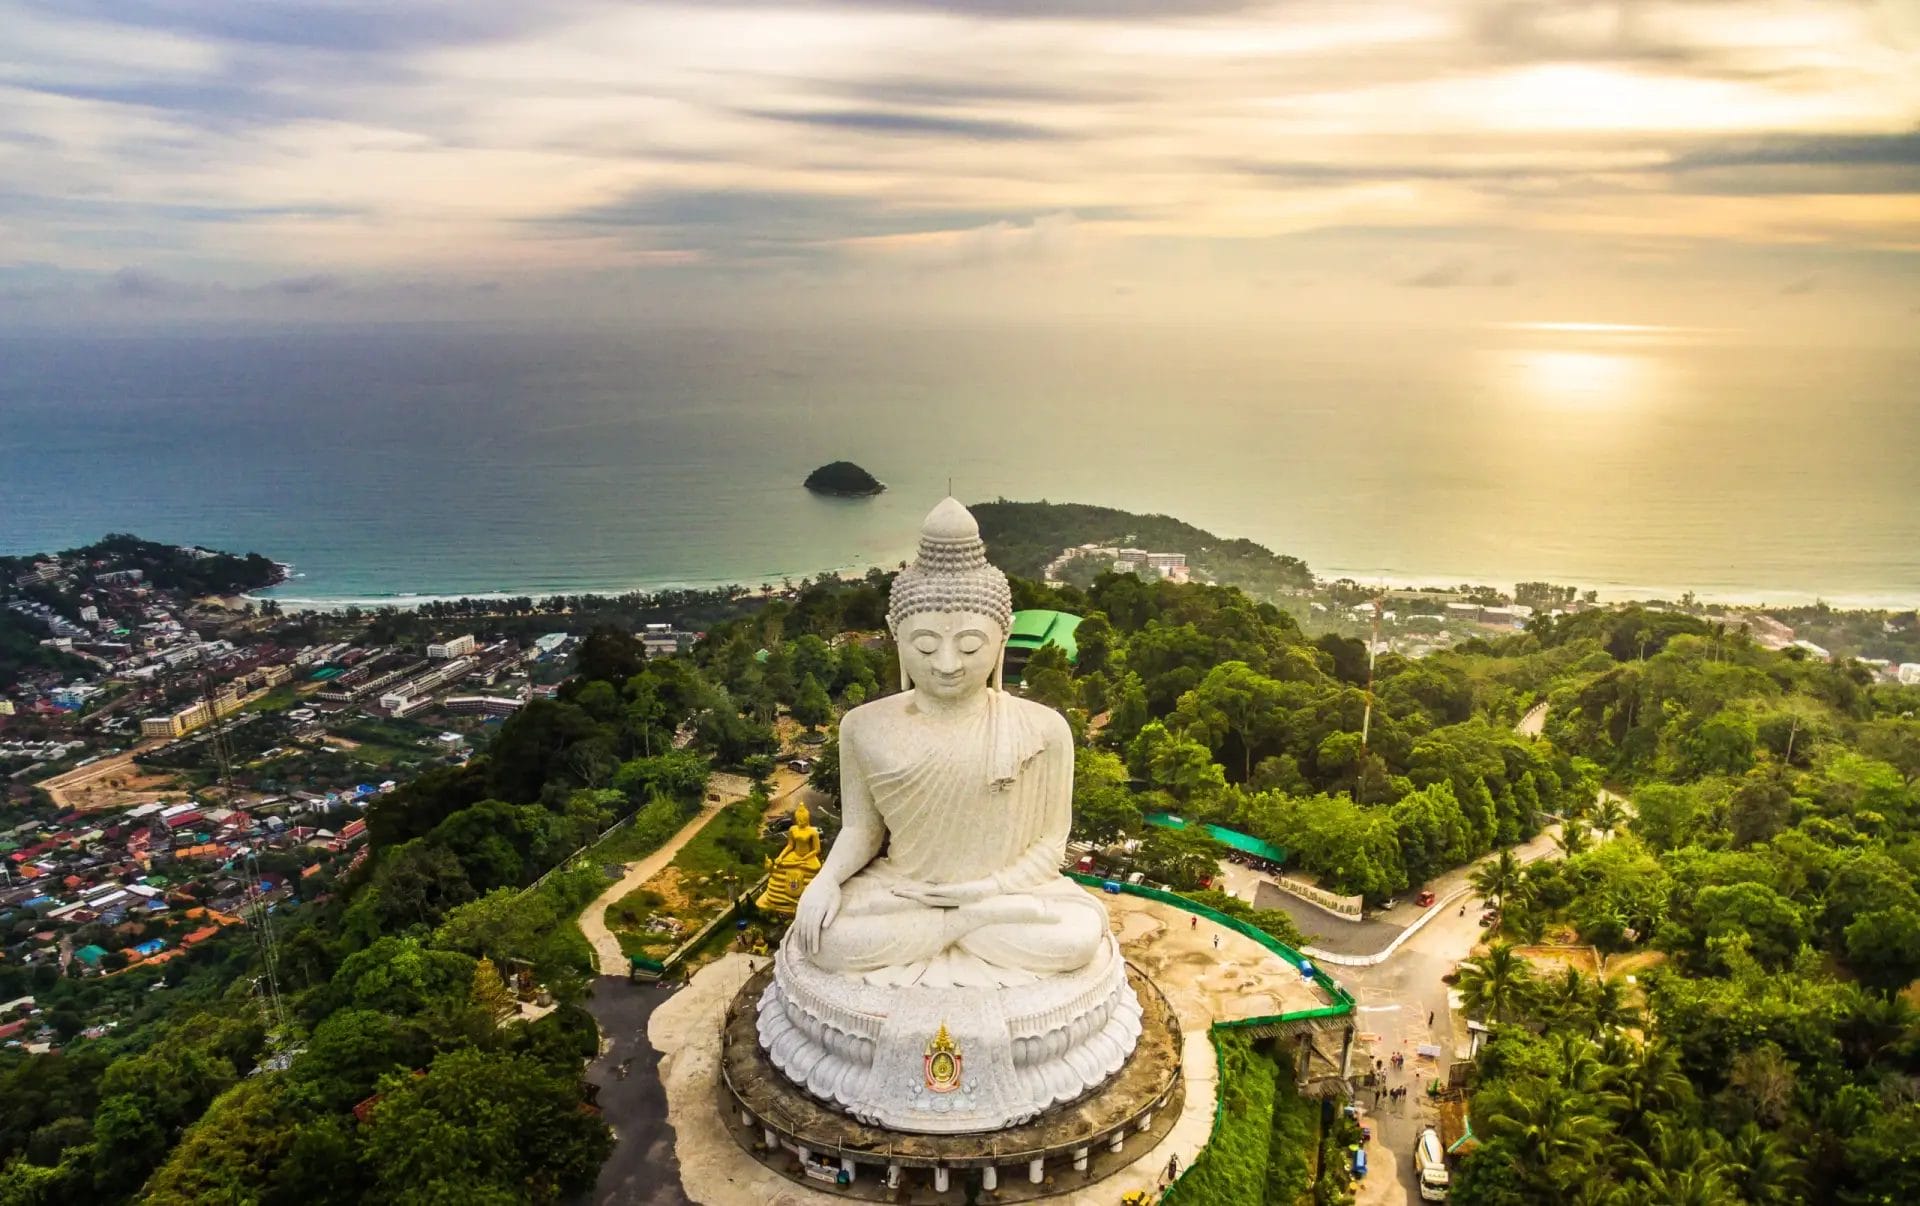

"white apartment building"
[427,634,476,660]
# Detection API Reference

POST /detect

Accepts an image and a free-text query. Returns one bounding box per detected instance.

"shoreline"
[251,561,1916,616]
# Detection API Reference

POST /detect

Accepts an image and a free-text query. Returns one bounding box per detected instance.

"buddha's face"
[897,610,1003,703]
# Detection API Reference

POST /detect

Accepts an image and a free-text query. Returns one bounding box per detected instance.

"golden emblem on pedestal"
[756,804,822,916]
[924,1023,963,1093]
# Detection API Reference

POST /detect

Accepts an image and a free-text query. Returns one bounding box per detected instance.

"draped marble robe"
[810,688,1110,988]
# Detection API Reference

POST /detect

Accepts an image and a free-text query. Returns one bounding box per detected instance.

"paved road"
[581,976,694,1206]
[1341,904,1490,1206]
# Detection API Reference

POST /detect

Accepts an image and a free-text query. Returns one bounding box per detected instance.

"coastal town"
[0,537,714,1056]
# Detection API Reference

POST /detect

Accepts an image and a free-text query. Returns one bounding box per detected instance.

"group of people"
[1369,1053,1416,1107]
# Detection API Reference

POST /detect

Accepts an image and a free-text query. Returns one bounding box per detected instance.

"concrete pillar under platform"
[1073,1147,1089,1171]
[933,1167,949,1192]
[982,1166,998,1190]
[1109,1130,1125,1153]
[763,1127,777,1150]
[1029,1157,1045,1183]
[1138,1111,1153,1132]
[841,1157,856,1184]
[886,1165,901,1189]
[740,1109,752,1127]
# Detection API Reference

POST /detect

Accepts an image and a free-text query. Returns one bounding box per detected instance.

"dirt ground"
[1513,944,1603,978]
[36,744,191,812]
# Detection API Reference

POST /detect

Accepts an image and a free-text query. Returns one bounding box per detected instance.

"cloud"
[1780,274,1818,294]
[1399,260,1517,287]
[1662,129,1920,195]
[19,0,606,55]
[740,107,1065,142]
[0,0,1914,327]
[258,273,341,295]
[729,0,1263,18]
[104,267,179,298]
[554,186,1127,260]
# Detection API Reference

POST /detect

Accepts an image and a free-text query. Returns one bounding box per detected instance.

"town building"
[140,689,243,740]
[641,624,692,657]
[427,634,477,660]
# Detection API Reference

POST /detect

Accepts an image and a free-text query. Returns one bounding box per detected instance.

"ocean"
[2,322,1915,609]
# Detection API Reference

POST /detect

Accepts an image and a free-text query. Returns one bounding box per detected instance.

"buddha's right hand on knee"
[793,879,842,956]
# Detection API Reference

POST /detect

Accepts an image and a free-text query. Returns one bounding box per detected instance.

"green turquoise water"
[2,322,1914,608]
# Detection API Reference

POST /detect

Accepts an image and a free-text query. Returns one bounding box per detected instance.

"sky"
[1,0,1917,333]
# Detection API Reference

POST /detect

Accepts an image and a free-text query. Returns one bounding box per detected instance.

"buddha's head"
[792,804,811,830]
[888,497,1012,702]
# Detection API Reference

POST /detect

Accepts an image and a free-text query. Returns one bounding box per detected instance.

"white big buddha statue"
[758,498,1141,1133]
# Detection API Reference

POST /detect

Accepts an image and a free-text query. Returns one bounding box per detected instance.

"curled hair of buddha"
[886,497,1013,636]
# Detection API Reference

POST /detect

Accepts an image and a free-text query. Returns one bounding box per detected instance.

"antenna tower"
[1359,593,1384,754]
[242,848,292,1048]
[197,667,236,799]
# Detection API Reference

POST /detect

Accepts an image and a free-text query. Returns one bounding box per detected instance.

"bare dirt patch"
[1514,944,1602,978]
[38,747,191,812]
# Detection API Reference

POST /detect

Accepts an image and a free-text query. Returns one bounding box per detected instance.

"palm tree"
[1588,974,1641,1034]
[1592,795,1629,841]
[1625,1119,1739,1206]
[1554,822,1592,858]
[1606,1040,1694,1138]
[1482,1081,1610,1193]
[1552,1031,1611,1096]
[1458,942,1536,1023]
[1543,967,1592,1028]
[1470,849,1524,911]
[1725,1122,1808,1206]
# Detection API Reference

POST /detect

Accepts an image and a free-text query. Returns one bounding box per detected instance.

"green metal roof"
[1006,610,1082,662]
[1144,811,1288,863]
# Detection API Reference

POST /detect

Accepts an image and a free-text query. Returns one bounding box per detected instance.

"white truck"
[1416,1127,1451,1201]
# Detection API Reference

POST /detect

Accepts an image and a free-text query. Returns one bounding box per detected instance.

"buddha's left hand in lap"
[890,876,999,908]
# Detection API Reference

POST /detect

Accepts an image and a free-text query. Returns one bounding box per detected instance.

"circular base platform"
[720,963,1183,1199]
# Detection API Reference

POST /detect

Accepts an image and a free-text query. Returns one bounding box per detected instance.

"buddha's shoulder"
[1002,693,1073,747]
[838,693,907,742]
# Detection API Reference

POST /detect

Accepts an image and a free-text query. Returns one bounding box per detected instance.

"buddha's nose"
[931,645,964,675]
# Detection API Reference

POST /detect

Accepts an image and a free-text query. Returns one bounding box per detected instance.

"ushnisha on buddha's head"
[887,497,1012,703]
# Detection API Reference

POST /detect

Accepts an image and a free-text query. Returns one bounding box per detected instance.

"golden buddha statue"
[757,804,823,915]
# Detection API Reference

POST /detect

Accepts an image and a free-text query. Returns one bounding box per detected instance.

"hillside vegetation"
[971,500,1313,594]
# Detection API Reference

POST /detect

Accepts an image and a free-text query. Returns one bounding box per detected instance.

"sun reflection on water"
[1510,349,1646,411]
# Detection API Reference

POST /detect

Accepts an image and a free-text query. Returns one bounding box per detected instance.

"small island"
[803,460,885,498]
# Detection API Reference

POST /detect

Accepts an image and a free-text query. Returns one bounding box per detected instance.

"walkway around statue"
[645,885,1354,1204]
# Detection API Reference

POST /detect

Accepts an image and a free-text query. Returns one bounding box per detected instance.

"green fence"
[1067,874,1355,1202]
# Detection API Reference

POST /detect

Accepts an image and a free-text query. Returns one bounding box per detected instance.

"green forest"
[971,499,1315,595]
[2,559,1916,1203]
[0,535,282,600]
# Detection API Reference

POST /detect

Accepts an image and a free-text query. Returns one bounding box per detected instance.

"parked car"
[1416,889,1437,907]
[1350,1145,1368,1179]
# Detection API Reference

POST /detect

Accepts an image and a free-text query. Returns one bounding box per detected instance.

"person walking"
[1190,916,1197,930]
[1212,934,1220,950]
[1428,1010,1436,1027]
[1166,1154,1180,1183]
